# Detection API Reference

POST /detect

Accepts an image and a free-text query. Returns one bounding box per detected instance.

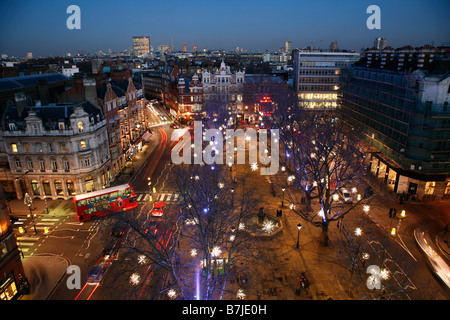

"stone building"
[201,60,245,113]
[2,101,111,200]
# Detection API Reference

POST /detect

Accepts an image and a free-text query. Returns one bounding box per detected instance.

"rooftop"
[0,73,69,91]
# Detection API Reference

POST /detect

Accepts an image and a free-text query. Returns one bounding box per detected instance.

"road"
[11,108,450,300]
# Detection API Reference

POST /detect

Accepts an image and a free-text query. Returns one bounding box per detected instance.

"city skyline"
[0,0,449,57]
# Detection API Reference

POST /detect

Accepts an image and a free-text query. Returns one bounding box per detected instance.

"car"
[109,226,124,237]
[145,220,160,235]
[87,263,106,284]
[339,188,353,203]
[170,123,179,128]
[151,201,166,217]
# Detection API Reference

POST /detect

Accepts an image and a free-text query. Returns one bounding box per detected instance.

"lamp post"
[44,195,49,214]
[281,187,285,207]
[24,193,36,234]
[296,223,302,249]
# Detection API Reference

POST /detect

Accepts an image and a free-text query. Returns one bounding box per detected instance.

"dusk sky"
[0,0,449,57]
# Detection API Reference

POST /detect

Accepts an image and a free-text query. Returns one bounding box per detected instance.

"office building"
[285,41,292,53]
[133,36,150,56]
[339,45,450,199]
[293,50,360,109]
[374,37,388,50]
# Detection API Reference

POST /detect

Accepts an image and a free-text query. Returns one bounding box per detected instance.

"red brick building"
[0,184,27,300]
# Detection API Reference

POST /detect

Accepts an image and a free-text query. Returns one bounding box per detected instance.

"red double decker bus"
[74,184,138,222]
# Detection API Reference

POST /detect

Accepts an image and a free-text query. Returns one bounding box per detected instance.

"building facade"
[97,78,148,172]
[2,102,112,200]
[339,49,450,199]
[177,74,203,118]
[133,36,150,56]
[0,184,26,300]
[293,50,360,109]
[202,60,245,113]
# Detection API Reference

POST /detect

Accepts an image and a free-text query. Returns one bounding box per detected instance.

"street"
[9,109,450,301]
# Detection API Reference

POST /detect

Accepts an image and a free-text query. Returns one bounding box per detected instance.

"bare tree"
[171,162,259,300]
[270,106,374,246]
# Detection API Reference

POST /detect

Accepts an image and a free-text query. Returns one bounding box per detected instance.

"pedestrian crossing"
[13,216,63,256]
[135,192,180,203]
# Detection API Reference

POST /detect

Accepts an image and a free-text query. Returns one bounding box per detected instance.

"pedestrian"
[279,209,282,217]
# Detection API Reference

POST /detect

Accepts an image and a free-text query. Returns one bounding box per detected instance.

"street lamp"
[43,195,49,214]
[281,187,285,207]
[296,223,302,249]
[24,193,36,234]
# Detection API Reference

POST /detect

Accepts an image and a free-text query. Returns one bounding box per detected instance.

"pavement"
[8,126,450,300]
[218,163,450,300]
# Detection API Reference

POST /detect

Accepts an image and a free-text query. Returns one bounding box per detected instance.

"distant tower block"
[183,41,187,52]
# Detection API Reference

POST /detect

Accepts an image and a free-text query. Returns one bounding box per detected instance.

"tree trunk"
[321,222,329,246]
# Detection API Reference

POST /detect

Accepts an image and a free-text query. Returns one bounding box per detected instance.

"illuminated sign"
[259,95,272,104]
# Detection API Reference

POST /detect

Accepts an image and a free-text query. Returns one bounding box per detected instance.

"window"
[39,160,45,171]
[31,180,40,196]
[59,122,65,130]
[82,158,91,167]
[51,159,57,171]
[32,124,39,134]
[36,144,42,153]
[63,159,70,170]
[43,180,51,196]
[27,159,33,170]
[80,141,86,149]
[11,144,18,153]
[55,180,63,196]
[61,143,67,152]
[49,144,54,152]
[66,180,75,195]
[15,159,21,169]
[78,121,84,133]
[25,143,30,152]
[9,123,16,131]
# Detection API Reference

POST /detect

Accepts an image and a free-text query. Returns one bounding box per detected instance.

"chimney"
[14,92,29,117]
[83,78,98,107]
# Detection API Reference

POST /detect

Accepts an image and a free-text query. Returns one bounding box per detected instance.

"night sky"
[0,0,449,57]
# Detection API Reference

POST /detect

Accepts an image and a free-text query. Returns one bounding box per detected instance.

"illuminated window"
[11,144,18,153]
[78,121,84,133]
[80,141,86,149]
[425,181,435,195]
